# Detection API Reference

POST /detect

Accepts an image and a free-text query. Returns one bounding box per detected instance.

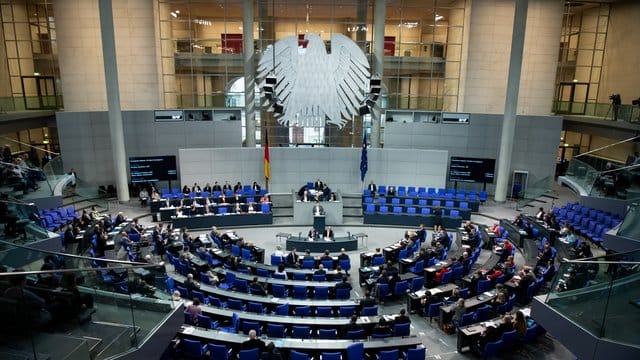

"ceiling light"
[435,14,444,21]
[170,11,177,18]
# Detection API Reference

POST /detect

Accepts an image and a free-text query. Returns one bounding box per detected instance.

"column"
[494,0,528,202]
[371,0,386,148]
[98,0,129,201]
[244,0,256,147]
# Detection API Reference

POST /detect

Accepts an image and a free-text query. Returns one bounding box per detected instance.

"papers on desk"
[483,290,497,297]
[520,308,531,317]
[429,288,443,295]
[482,321,498,328]
[414,289,427,298]
[361,317,371,323]
[182,326,195,334]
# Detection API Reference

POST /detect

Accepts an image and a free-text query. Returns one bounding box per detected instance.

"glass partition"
[564,158,599,194]
[617,203,640,239]
[0,240,176,359]
[0,197,49,243]
[516,175,553,209]
[544,249,640,347]
[553,102,640,124]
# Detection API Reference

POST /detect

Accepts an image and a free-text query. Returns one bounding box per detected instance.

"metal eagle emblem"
[258,33,370,129]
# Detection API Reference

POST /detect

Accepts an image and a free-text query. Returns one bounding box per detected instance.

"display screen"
[449,157,496,183]
[129,155,178,183]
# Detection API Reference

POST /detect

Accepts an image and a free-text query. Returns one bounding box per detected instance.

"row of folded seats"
[161,187,268,199]
[176,339,425,360]
[38,206,79,231]
[364,186,487,201]
[364,204,463,217]
[554,202,622,246]
[365,197,471,208]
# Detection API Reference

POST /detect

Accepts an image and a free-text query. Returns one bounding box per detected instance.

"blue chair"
[393,322,411,337]
[379,206,389,213]
[393,280,409,298]
[398,248,408,260]
[208,296,226,308]
[365,203,375,214]
[270,254,282,266]
[241,248,253,261]
[272,272,287,280]
[481,339,503,359]
[361,306,378,316]
[474,304,492,322]
[408,260,424,274]
[176,286,189,299]
[256,268,270,278]
[182,339,206,358]
[451,265,464,280]
[227,298,245,311]
[238,348,260,360]
[292,326,311,339]
[404,347,426,360]
[242,320,261,335]
[316,306,333,317]
[410,276,424,292]
[427,302,442,323]
[346,342,364,359]
[290,351,310,360]
[196,314,217,329]
[234,278,248,293]
[295,305,311,317]
[318,329,338,339]
[274,303,289,316]
[313,274,326,282]
[450,209,460,217]
[407,207,416,214]
[207,343,232,360]
[219,272,236,290]
[322,259,334,269]
[339,306,356,317]
[377,283,389,302]
[372,256,385,266]
[479,191,487,203]
[271,283,288,298]
[315,287,329,300]
[339,259,351,272]
[393,206,403,214]
[267,323,286,338]
[165,277,175,293]
[302,259,315,269]
[441,271,453,285]
[293,285,308,299]
[246,302,265,314]
[458,312,475,327]
[476,279,491,293]
[391,197,400,205]
[191,289,206,304]
[378,349,399,360]
[335,287,351,300]
[501,329,517,350]
[421,207,431,215]
[293,272,307,280]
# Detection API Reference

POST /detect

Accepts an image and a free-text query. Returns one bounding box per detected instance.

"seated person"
[434,266,452,285]
[338,248,350,261]
[486,264,504,282]
[371,317,391,337]
[184,273,200,293]
[286,248,300,267]
[394,308,411,324]
[323,226,335,241]
[249,277,267,296]
[138,188,149,207]
[314,264,327,275]
[241,329,266,351]
[343,314,362,335]
[386,186,396,196]
[185,298,202,323]
[320,250,333,261]
[329,192,338,202]
[335,276,352,290]
[307,228,317,241]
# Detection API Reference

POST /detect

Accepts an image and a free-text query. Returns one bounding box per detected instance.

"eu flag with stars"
[360,131,368,182]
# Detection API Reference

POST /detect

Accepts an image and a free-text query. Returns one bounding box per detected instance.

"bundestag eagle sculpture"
[258,33,370,129]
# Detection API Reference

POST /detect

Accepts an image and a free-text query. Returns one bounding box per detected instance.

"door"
[21,76,58,110]
[555,82,589,115]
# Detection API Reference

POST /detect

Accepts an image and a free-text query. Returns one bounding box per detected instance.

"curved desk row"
[364,213,462,229]
[285,235,358,252]
[364,194,480,212]
[178,326,422,353]
[171,274,358,308]
[213,268,349,292]
[169,212,273,229]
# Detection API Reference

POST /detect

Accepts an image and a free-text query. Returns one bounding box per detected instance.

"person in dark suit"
[241,329,265,351]
[314,178,323,191]
[314,264,326,275]
[335,276,352,290]
[343,315,362,335]
[368,180,377,194]
[323,226,334,241]
[387,186,396,196]
[233,181,243,193]
[222,181,232,191]
[307,228,317,241]
[338,248,350,261]
[286,248,299,267]
[359,290,376,308]
[313,201,324,216]
[212,181,222,192]
[371,317,391,336]
[249,277,267,296]
[394,308,411,324]
[261,342,283,360]
[252,181,261,192]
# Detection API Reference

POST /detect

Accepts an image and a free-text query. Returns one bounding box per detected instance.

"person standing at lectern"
[323,226,335,241]
[313,201,325,216]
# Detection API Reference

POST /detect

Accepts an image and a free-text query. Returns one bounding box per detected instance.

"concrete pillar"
[98,0,129,202]
[494,0,528,203]
[371,0,386,148]
[244,0,256,147]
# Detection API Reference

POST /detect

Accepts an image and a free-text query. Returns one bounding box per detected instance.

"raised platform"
[171,213,273,229]
[286,234,358,252]
[293,193,343,225]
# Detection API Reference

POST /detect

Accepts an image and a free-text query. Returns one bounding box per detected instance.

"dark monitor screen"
[449,157,496,183]
[129,155,178,183]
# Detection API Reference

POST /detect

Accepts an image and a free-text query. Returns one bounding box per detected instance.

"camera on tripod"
[609,94,622,105]
[632,98,640,106]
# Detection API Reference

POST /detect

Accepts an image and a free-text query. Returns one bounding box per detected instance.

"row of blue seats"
[554,202,621,246]
[364,197,472,208]
[364,204,464,217]
[364,186,487,201]
[39,206,78,231]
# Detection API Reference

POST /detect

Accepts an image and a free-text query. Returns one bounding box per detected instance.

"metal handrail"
[0,136,60,156]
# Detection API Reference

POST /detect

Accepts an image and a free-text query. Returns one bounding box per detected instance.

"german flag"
[264,129,270,188]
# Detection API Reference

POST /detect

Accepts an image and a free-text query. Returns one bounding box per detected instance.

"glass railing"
[41,155,67,195]
[0,96,63,112]
[617,203,640,239]
[544,249,640,347]
[564,158,600,194]
[553,101,640,124]
[0,197,50,243]
[516,175,553,209]
[0,239,175,359]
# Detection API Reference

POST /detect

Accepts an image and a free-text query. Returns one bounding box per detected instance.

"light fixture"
[435,14,444,21]
[170,11,177,18]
